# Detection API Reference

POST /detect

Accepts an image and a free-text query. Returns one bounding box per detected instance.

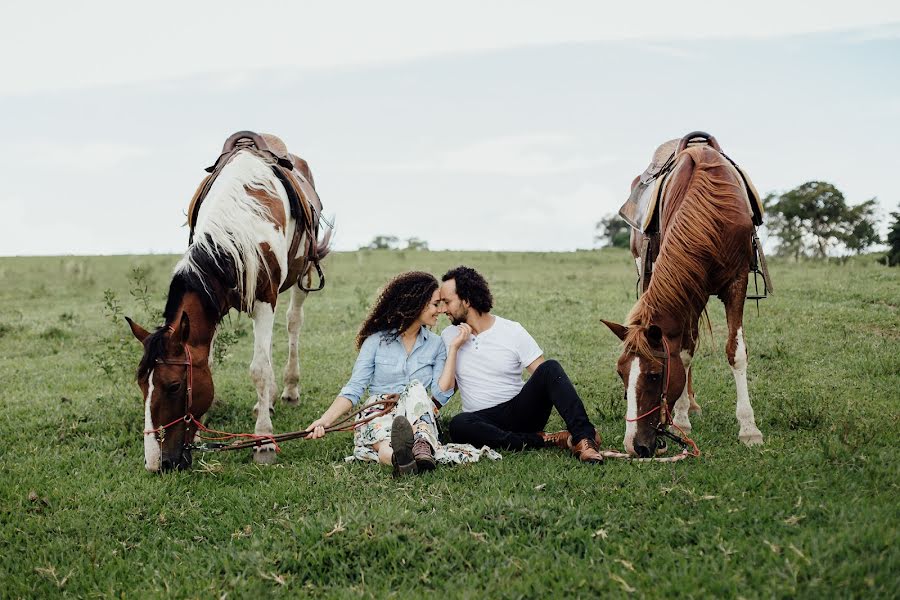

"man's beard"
[449,308,467,326]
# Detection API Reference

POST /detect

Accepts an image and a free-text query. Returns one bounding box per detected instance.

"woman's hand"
[305,417,330,439]
[449,323,473,350]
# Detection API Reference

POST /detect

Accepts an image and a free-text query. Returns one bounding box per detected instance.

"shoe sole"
[391,416,417,477]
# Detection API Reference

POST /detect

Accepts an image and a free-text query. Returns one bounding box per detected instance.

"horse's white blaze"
[672,349,693,432]
[624,357,641,456]
[731,327,763,444]
[250,302,276,448]
[144,371,161,472]
[281,285,307,402]
[176,151,291,310]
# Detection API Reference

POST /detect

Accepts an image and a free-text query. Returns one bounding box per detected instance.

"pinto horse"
[602,133,764,458]
[126,132,331,472]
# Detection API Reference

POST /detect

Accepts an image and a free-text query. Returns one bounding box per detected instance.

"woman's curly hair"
[356,271,439,349]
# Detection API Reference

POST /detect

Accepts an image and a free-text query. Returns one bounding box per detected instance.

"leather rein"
[143,334,397,455]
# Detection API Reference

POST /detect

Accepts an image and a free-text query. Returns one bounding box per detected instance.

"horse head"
[602,320,686,458]
[127,312,214,473]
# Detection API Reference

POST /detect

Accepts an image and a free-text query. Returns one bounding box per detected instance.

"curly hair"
[441,265,493,313]
[356,271,439,349]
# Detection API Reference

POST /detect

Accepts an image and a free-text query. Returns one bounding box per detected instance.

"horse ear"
[125,317,150,342]
[177,311,191,344]
[601,319,628,341]
[646,324,664,346]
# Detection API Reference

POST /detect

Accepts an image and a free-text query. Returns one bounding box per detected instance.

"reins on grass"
[143,343,399,454]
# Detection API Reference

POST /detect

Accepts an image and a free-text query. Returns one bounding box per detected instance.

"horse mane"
[176,150,280,312]
[624,145,747,357]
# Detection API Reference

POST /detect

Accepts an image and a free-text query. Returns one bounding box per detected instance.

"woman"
[305,271,497,476]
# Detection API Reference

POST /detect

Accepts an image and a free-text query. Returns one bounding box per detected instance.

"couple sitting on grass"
[305,266,604,476]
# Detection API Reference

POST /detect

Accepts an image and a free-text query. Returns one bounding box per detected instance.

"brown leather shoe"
[571,437,605,465]
[539,430,571,449]
[540,430,603,450]
[413,438,436,472]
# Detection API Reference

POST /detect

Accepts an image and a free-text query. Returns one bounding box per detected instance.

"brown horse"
[126,132,331,472]
[602,135,764,457]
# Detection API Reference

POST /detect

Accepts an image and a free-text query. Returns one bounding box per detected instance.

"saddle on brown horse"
[186,131,329,292]
[620,131,773,300]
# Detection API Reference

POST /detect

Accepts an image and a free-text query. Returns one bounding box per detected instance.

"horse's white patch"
[672,350,693,432]
[177,151,291,310]
[624,357,640,456]
[731,327,763,444]
[250,302,276,446]
[144,371,161,472]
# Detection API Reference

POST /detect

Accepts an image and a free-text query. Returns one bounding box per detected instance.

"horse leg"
[723,280,763,446]
[687,320,701,415]
[672,334,697,433]
[250,301,278,463]
[281,283,308,405]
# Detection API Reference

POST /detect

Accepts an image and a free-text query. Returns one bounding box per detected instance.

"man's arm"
[525,355,545,375]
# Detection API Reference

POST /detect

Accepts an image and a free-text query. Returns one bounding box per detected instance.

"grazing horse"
[126,132,331,472]
[602,133,764,457]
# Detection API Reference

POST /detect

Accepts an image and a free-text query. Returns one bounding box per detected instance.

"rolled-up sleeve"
[339,335,378,405]
[430,340,454,406]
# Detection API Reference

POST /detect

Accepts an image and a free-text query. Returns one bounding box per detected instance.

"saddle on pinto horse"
[619,131,773,299]
[186,131,329,292]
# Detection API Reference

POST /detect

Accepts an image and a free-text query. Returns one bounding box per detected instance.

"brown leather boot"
[571,437,604,464]
[390,416,418,477]
[412,438,436,472]
[539,430,571,450]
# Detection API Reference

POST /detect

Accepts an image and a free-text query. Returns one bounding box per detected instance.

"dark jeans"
[448,360,596,451]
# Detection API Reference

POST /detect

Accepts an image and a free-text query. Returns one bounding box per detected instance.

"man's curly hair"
[441,266,493,313]
[356,271,439,349]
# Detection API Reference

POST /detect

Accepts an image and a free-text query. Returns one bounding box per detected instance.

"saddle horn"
[677,131,722,153]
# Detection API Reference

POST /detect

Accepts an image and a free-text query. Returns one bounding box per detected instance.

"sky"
[2,1,899,255]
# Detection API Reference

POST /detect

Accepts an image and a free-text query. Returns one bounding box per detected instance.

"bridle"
[622,337,700,457]
[142,327,207,458]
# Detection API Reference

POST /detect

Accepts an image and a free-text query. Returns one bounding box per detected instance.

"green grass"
[0,250,898,598]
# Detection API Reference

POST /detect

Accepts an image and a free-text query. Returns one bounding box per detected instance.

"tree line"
[595,180,899,265]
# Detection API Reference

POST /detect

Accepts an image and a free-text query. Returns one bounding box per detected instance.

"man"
[438,266,604,464]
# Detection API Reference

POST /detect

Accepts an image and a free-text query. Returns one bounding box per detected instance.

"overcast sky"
[2,1,899,255]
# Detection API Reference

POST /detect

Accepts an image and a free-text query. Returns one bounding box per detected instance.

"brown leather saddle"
[622,131,773,300]
[186,131,330,292]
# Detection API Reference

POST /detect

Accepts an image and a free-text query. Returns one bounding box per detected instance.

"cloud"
[365,134,615,177]
[2,141,150,172]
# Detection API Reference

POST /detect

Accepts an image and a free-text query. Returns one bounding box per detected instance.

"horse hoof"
[253,449,278,464]
[740,432,764,446]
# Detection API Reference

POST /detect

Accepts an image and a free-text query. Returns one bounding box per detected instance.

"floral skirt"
[346,380,501,465]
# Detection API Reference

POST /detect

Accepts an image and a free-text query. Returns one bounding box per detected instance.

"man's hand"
[449,323,473,350]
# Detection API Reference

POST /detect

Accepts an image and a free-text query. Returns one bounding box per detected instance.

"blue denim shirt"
[339,327,453,406]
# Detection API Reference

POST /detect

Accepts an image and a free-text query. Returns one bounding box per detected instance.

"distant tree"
[364,235,400,250]
[766,181,880,259]
[880,211,900,266]
[404,237,429,251]
[594,214,631,248]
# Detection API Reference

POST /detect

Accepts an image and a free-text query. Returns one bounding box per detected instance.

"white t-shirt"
[441,315,543,413]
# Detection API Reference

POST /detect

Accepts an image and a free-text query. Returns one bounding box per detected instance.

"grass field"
[1,250,898,598]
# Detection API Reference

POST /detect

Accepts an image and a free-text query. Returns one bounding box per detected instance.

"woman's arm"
[305,396,353,439]
[437,324,472,396]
